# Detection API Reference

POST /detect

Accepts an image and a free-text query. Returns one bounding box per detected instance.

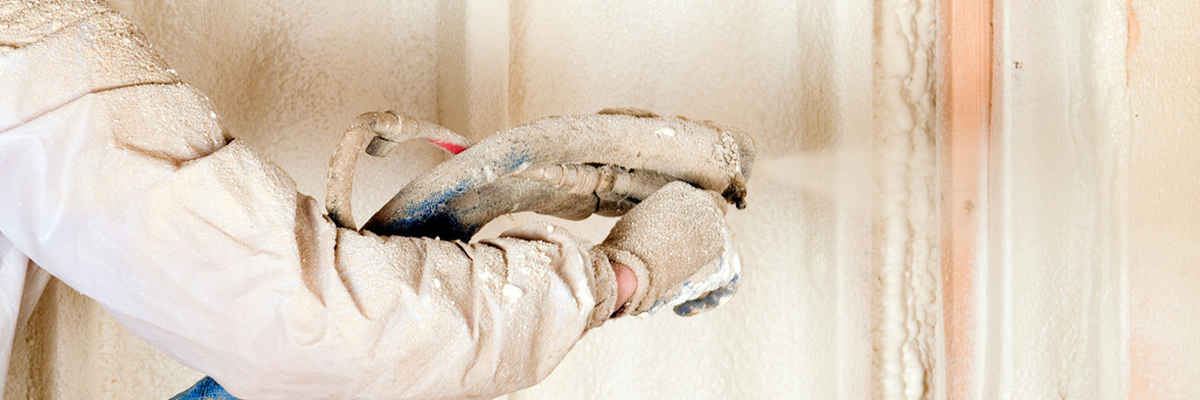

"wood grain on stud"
[939,0,992,398]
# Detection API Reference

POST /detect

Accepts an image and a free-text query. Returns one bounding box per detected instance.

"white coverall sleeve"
[0,3,617,399]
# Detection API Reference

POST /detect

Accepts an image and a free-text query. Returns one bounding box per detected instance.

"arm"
[0,4,623,398]
[0,80,624,400]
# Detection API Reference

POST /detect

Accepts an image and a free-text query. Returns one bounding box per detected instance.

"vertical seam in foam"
[874,0,941,399]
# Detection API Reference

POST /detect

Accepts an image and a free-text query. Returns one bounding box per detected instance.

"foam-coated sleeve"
[0,82,616,400]
[0,5,613,397]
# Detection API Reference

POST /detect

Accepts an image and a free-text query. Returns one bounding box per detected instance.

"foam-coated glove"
[593,181,732,317]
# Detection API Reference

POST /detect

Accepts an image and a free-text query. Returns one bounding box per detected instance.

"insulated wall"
[4,0,1199,399]
[984,1,1129,397]
[1128,1,1200,399]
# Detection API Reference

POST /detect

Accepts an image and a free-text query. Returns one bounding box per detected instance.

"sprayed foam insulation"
[872,1,943,399]
[980,1,1130,398]
[1127,1,1200,399]
[12,0,1197,399]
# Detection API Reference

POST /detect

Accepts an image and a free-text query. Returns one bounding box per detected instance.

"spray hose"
[324,108,755,241]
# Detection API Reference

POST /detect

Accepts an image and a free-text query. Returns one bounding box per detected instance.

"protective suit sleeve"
[0,3,616,399]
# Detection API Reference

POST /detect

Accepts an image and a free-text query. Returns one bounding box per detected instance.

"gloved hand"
[592,181,739,320]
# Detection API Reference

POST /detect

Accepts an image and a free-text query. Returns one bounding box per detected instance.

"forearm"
[327,225,617,398]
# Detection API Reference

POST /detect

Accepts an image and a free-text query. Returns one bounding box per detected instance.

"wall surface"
[6,0,1198,399]
[1128,1,1200,398]
[986,0,1131,397]
[942,0,1200,398]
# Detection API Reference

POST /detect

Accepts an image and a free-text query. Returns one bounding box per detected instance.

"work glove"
[591,181,741,323]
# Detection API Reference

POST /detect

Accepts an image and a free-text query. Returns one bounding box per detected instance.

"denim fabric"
[170,376,240,400]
